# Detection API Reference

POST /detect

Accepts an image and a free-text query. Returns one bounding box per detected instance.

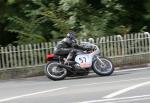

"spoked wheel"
[93,57,114,76]
[44,62,67,81]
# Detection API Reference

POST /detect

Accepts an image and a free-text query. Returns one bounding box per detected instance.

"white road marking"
[73,76,150,87]
[0,67,149,102]
[115,67,150,73]
[72,67,150,87]
[87,66,150,78]
[88,66,150,74]
[77,94,150,103]
[103,81,150,98]
[110,97,150,103]
[0,87,67,102]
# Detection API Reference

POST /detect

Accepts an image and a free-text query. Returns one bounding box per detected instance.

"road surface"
[0,67,150,103]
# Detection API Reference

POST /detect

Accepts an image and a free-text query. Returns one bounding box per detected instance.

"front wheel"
[92,57,114,76]
[44,62,67,81]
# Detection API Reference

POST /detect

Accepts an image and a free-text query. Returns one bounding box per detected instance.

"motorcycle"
[44,42,114,81]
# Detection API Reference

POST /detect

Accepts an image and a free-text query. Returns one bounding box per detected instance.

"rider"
[54,31,86,64]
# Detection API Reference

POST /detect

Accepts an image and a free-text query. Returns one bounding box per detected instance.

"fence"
[0,32,150,69]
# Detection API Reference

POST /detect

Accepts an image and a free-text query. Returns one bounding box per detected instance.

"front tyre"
[93,57,114,76]
[44,62,67,81]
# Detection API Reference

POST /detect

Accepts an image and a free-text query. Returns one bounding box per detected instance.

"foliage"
[7,16,46,44]
[0,0,150,45]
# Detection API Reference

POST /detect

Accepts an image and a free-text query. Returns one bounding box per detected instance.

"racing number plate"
[75,54,92,68]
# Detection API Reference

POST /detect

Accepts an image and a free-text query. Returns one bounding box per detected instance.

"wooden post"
[21,45,26,66]
[25,45,30,66]
[52,42,56,53]
[134,33,138,54]
[114,36,117,56]
[127,34,131,55]
[100,37,106,56]
[8,46,13,68]
[41,43,45,64]
[110,36,114,57]
[33,44,38,65]
[17,46,22,66]
[45,42,49,55]
[37,43,41,64]
[29,44,34,65]
[5,47,9,68]
[13,46,17,67]
[49,42,52,54]
[123,34,127,55]
[1,47,5,68]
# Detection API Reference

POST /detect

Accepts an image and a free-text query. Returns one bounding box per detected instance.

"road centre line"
[103,81,150,98]
[0,87,67,103]
[77,94,150,103]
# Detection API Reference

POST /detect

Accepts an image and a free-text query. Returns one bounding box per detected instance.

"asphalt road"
[0,67,150,103]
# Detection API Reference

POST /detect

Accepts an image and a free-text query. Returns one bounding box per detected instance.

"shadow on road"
[64,71,131,81]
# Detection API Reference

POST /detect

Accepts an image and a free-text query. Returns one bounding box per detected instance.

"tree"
[1,0,150,45]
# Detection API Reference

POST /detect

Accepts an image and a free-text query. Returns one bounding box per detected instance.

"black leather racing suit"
[54,37,85,64]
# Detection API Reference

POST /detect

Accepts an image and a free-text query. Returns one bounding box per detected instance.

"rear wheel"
[93,57,114,76]
[44,62,67,81]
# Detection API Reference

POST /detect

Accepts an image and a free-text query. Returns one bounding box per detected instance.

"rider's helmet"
[67,31,76,40]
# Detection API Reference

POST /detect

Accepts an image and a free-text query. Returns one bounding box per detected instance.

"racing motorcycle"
[44,42,114,81]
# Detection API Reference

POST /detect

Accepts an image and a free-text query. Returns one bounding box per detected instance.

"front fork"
[96,56,106,67]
